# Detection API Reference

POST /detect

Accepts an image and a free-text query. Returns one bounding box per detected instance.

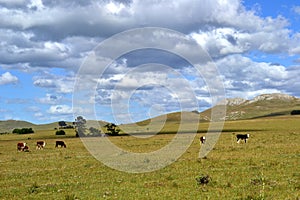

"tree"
[89,127,101,136]
[104,123,120,136]
[58,121,67,128]
[74,116,87,137]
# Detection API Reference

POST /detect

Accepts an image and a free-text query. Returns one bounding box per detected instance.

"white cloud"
[292,6,300,15]
[215,54,300,99]
[37,94,63,104]
[34,112,43,117]
[0,72,18,85]
[33,74,75,93]
[192,22,292,58]
[47,105,73,115]
[0,0,298,73]
[0,0,300,123]
[27,0,45,11]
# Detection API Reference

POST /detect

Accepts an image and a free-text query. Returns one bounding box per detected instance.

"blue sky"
[0,0,299,124]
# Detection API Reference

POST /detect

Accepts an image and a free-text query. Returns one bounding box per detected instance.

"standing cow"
[55,141,66,148]
[36,141,46,149]
[236,134,250,143]
[200,136,206,145]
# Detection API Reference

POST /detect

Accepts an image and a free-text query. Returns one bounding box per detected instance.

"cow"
[236,134,250,143]
[200,136,206,145]
[36,141,46,150]
[17,142,29,151]
[55,141,66,148]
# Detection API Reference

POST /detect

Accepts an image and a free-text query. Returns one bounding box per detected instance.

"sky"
[0,0,300,124]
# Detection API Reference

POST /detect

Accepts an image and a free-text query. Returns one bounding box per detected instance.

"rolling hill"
[131,93,300,125]
[0,120,36,133]
[201,93,300,120]
[0,120,67,133]
[0,119,109,133]
[1,93,299,133]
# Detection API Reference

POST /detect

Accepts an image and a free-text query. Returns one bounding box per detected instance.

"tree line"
[12,128,34,134]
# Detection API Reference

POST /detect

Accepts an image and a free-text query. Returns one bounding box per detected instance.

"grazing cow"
[236,134,250,143]
[55,141,66,148]
[200,136,206,144]
[17,142,29,151]
[36,141,46,149]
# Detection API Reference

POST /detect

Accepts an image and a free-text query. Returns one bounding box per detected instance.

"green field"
[0,116,299,199]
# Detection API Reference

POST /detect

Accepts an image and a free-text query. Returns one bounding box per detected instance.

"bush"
[195,174,211,185]
[291,110,300,115]
[12,128,34,134]
[55,130,66,135]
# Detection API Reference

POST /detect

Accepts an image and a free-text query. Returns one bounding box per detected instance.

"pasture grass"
[0,116,299,199]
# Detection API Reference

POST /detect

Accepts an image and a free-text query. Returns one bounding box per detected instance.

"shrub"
[55,130,66,135]
[195,174,211,185]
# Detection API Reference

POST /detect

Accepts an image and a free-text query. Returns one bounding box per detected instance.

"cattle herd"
[17,133,250,152]
[17,140,66,152]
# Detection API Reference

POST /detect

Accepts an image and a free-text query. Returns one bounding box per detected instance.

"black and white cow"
[200,136,206,145]
[236,134,250,143]
[55,141,66,148]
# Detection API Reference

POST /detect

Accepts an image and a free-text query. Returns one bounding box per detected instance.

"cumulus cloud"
[47,105,73,115]
[0,0,299,72]
[215,54,300,99]
[33,73,75,93]
[37,93,63,104]
[191,19,292,58]
[0,72,18,85]
[1,0,300,123]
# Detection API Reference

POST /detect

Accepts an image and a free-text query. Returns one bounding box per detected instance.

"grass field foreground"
[0,116,299,199]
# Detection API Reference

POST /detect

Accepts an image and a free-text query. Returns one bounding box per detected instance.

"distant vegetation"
[12,127,34,134]
[88,127,101,136]
[291,110,300,115]
[74,116,87,137]
[55,130,66,135]
[58,121,74,129]
[104,123,120,136]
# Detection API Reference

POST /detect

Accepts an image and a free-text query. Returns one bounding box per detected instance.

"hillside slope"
[0,120,36,133]
[1,93,299,133]
[0,120,108,133]
[201,93,300,120]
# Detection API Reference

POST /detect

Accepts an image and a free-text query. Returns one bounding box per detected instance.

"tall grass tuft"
[28,182,39,194]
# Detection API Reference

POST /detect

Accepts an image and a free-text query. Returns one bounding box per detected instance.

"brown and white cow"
[200,136,206,145]
[36,141,46,149]
[55,141,66,148]
[17,142,29,151]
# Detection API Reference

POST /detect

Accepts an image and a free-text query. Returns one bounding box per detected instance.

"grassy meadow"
[0,116,299,199]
